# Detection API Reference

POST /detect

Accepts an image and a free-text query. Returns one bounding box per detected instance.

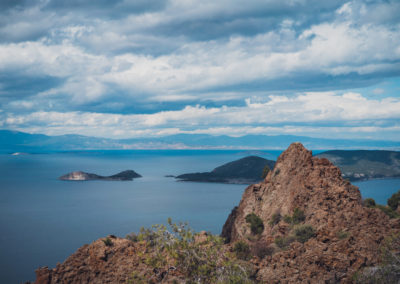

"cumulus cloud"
[2,92,399,139]
[0,0,399,140]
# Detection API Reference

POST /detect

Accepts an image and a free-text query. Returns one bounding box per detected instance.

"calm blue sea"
[0,150,399,283]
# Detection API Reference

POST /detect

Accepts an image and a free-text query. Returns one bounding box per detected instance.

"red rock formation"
[34,235,182,284]
[222,142,400,282]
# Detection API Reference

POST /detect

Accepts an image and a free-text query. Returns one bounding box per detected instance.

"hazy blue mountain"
[176,156,275,184]
[1,130,399,153]
[316,150,400,181]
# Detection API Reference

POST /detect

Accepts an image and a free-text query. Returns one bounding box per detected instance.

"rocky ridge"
[222,142,400,282]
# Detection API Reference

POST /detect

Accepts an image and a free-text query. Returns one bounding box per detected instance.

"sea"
[0,150,399,283]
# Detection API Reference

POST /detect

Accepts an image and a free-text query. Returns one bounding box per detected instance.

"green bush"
[102,237,113,246]
[364,198,376,208]
[283,208,306,225]
[127,218,255,283]
[233,241,251,260]
[245,213,264,235]
[294,225,315,243]
[261,165,270,179]
[388,190,400,211]
[376,205,399,219]
[337,230,350,240]
[269,212,281,227]
[292,208,306,223]
[274,235,295,249]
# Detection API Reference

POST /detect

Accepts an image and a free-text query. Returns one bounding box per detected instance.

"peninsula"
[59,170,142,181]
[176,156,275,184]
[316,150,400,181]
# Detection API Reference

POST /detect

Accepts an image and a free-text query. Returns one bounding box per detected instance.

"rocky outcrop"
[34,236,183,284]
[59,170,141,181]
[222,142,400,283]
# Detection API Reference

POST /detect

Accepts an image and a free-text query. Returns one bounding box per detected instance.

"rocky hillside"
[222,142,400,282]
[176,156,275,184]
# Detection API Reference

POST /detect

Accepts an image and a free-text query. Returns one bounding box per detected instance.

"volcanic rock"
[222,142,400,283]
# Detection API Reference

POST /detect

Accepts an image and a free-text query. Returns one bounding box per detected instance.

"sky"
[0,0,399,140]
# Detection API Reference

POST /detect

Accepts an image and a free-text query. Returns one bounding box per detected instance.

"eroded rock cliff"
[222,142,400,282]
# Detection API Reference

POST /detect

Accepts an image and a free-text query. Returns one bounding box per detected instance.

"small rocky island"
[59,170,142,181]
[176,156,275,184]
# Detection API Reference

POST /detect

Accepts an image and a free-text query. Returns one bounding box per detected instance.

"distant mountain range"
[1,129,399,153]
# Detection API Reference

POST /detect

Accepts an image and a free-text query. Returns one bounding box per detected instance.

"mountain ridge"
[1,129,399,152]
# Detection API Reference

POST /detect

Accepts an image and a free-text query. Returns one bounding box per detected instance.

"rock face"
[59,170,142,181]
[222,142,400,283]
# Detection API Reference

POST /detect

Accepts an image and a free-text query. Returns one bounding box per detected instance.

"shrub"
[294,225,315,243]
[102,237,113,246]
[127,218,255,283]
[375,205,399,219]
[274,235,295,249]
[233,241,251,260]
[388,190,400,211]
[261,165,270,179]
[126,232,138,242]
[274,168,280,176]
[283,208,305,225]
[283,215,292,224]
[245,213,264,235]
[337,230,350,240]
[292,208,306,224]
[364,198,376,208]
[269,212,281,227]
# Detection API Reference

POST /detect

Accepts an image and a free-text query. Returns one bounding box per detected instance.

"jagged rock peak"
[222,142,399,283]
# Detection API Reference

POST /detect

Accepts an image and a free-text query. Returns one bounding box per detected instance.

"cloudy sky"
[0,0,399,140]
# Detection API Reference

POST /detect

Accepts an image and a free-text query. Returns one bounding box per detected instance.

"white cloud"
[2,92,400,139]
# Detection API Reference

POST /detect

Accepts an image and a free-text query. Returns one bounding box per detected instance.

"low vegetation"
[363,197,399,218]
[283,208,306,225]
[274,235,296,249]
[388,190,400,211]
[294,225,315,243]
[354,233,400,283]
[245,213,264,235]
[233,241,251,260]
[261,164,270,179]
[337,230,350,240]
[126,218,255,283]
[102,237,113,246]
[364,198,376,208]
[269,212,281,227]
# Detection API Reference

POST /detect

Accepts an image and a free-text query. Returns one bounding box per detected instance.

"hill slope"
[176,156,275,184]
[316,150,400,181]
